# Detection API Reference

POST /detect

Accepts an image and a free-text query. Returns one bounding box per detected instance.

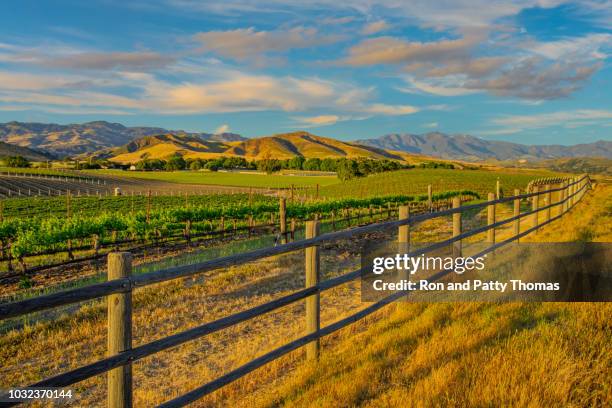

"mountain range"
[0,121,245,157]
[0,121,610,162]
[356,133,612,161]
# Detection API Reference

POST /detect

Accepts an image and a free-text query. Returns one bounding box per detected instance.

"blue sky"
[0,0,611,145]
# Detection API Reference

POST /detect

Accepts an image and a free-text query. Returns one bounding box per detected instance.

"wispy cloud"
[361,20,389,35]
[193,27,341,65]
[214,124,230,133]
[338,34,480,66]
[293,114,342,127]
[492,109,612,129]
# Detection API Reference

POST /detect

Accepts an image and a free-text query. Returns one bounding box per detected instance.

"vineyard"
[0,167,558,290]
[318,168,552,198]
[0,190,480,279]
[0,171,278,199]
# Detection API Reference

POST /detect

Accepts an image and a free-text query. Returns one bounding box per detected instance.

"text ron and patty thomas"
[369,253,561,293]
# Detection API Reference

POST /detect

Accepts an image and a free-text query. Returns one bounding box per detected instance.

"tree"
[165,155,186,171]
[189,159,203,170]
[336,159,361,181]
[303,158,322,171]
[320,158,337,172]
[287,156,305,170]
[257,159,282,174]
[5,156,31,168]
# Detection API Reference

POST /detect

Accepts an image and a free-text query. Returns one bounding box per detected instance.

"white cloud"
[362,20,390,35]
[293,114,341,127]
[398,76,479,96]
[492,109,612,129]
[215,124,230,133]
[422,122,438,128]
[529,33,612,60]
[194,27,340,64]
[362,103,419,115]
[339,34,480,66]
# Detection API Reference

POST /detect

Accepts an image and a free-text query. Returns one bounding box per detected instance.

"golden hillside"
[102,131,453,165]
[108,134,232,164]
[224,131,403,160]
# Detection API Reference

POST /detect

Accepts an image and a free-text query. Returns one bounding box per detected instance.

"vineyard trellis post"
[487,192,495,243]
[279,198,287,244]
[305,220,320,360]
[107,252,133,408]
[513,189,520,241]
[452,197,461,257]
[427,184,432,211]
[496,179,501,199]
[290,218,296,241]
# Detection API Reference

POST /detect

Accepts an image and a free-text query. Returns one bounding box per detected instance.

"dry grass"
[1,179,609,407]
[227,180,612,408]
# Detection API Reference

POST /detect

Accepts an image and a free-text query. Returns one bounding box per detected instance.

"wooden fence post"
[561,180,569,214]
[398,206,410,301]
[279,198,287,244]
[398,206,410,245]
[487,192,495,243]
[452,197,461,257]
[427,184,433,211]
[532,185,539,230]
[305,221,320,360]
[107,252,132,408]
[513,189,520,241]
[544,185,551,223]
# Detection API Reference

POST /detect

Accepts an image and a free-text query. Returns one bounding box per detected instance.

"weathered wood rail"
[0,175,592,407]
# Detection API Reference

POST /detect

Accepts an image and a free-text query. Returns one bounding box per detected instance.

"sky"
[0,0,611,145]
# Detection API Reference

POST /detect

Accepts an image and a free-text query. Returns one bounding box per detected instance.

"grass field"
[83,169,339,188]
[232,182,612,408]
[320,168,555,199]
[1,179,606,407]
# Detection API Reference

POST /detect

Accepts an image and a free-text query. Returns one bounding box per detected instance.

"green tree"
[165,155,187,171]
[320,158,338,172]
[5,156,31,168]
[303,158,322,171]
[336,159,361,181]
[287,156,306,170]
[257,159,282,174]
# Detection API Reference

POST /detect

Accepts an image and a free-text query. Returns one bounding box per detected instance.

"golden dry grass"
[0,178,609,407]
[227,180,612,408]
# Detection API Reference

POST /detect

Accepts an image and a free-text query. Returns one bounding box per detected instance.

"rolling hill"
[103,134,233,163]
[97,131,435,164]
[355,132,612,161]
[0,141,53,161]
[224,131,404,160]
[0,121,246,157]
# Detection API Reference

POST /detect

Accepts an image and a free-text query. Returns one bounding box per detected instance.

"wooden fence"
[0,175,592,407]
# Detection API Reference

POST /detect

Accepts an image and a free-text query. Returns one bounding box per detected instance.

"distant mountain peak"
[355,132,612,161]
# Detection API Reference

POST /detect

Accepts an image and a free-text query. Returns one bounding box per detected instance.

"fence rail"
[0,174,592,407]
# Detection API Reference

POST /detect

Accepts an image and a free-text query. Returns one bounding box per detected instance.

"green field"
[83,169,339,188]
[319,168,555,199]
